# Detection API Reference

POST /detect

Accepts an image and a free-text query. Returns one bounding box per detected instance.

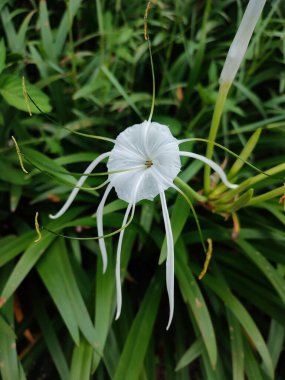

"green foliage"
[0,1,285,379]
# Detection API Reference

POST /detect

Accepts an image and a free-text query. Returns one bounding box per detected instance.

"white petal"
[49,152,110,219]
[160,191,175,330]
[96,182,113,273]
[115,170,145,319]
[107,121,181,203]
[180,151,238,189]
[115,202,135,320]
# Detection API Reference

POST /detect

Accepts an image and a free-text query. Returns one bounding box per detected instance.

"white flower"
[220,0,266,86]
[49,120,237,329]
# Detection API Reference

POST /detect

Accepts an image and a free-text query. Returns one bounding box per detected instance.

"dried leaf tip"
[34,212,42,242]
[198,239,213,280]
[22,76,32,116]
[11,136,29,174]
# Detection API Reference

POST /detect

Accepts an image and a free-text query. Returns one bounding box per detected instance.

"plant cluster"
[0,1,284,379]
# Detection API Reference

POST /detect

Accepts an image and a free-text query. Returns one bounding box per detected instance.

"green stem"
[66,0,77,87]
[212,163,285,205]
[174,177,207,203]
[204,83,230,194]
[248,186,284,206]
[147,38,155,122]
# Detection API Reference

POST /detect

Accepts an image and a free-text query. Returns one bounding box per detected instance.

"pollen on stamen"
[145,160,153,168]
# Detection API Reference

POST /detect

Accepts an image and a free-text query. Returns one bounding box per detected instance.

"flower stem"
[174,177,207,203]
[248,186,284,206]
[204,82,230,194]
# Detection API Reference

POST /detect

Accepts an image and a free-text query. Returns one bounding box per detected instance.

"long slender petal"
[180,151,238,189]
[96,182,113,273]
[114,171,147,319]
[115,202,135,320]
[49,152,110,219]
[160,191,175,330]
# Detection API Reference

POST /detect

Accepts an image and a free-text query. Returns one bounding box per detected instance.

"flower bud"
[220,0,266,85]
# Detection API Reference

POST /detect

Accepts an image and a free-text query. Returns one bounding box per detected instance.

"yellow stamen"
[22,76,32,116]
[198,239,213,280]
[145,159,153,168]
[34,212,42,242]
[144,2,151,40]
[11,136,28,174]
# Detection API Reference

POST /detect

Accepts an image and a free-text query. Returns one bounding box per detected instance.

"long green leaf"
[37,238,101,351]
[113,270,163,380]
[203,271,274,379]
[175,243,217,368]
[237,238,285,304]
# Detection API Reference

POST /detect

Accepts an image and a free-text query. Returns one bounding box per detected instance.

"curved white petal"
[96,182,113,273]
[115,171,146,319]
[115,202,135,320]
[180,151,238,189]
[49,152,110,219]
[160,191,175,330]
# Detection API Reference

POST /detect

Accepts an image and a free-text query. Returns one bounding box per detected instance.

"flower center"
[107,121,181,203]
[145,159,153,168]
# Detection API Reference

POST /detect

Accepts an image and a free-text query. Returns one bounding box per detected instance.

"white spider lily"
[220,0,266,86]
[50,121,237,329]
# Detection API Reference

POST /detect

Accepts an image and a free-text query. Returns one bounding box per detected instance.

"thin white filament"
[49,152,110,219]
[160,191,175,330]
[179,151,238,189]
[115,202,135,320]
[96,182,113,273]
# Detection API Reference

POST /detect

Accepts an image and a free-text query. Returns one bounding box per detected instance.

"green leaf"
[39,0,55,61]
[175,338,203,371]
[10,184,22,212]
[0,159,28,185]
[101,65,143,119]
[267,320,285,370]
[227,310,244,380]
[203,271,274,379]
[0,74,51,113]
[0,301,26,380]
[32,293,70,380]
[237,238,285,304]
[243,336,265,380]
[175,245,217,368]
[0,314,16,340]
[0,38,6,74]
[1,208,84,301]
[113,270,163,380]
[70,339,93,380]
[0,231,35,267]
[229,128,262,178]
[92,246,115,371]
[37,239,101,351]
[1,233,56,302]
[54,0,82,56]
